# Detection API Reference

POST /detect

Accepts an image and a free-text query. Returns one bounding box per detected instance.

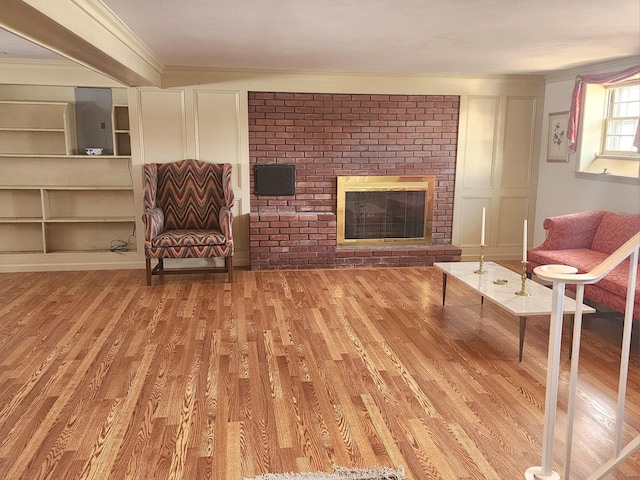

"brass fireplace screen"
[337,176,435,246]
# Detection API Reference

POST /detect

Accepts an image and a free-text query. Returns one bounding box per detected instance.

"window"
[602,84,640,156]
[568,66,640,182]
[575,81,640,182]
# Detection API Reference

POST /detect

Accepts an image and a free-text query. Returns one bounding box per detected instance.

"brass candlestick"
[515,260,531,296]
[474,244,487,274]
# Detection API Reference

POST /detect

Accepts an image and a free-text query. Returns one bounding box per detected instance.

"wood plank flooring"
[0,266,638,479]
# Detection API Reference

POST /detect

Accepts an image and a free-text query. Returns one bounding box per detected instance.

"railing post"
[563,284,586,480]
[614,250,638,457]
[525,281,564,480]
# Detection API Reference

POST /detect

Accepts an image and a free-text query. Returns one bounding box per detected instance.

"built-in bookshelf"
[0,101,71,155]
[0,100,138,271]
[112,104,131,156]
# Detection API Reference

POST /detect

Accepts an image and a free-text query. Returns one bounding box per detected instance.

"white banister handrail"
[525,232,640,480]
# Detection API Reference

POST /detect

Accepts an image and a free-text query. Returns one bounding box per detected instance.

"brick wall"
[248,92,461,270]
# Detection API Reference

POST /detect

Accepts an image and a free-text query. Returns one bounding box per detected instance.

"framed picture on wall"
[547,111,570,162]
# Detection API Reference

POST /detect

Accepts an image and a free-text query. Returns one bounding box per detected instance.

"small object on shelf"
[494,279,508,285]
[85,148,103,156]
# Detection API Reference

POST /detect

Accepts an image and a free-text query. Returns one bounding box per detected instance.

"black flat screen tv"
[254,164,296,196]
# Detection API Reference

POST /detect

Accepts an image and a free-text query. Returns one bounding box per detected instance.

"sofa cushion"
[528,248,602,275]
[529,248,640,301]
[591,212,640,257]
[152,229,227,247]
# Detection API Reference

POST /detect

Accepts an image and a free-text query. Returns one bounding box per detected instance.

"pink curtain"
[567,65,640,152]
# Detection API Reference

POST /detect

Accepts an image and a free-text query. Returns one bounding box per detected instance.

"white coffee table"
[433,261,596,361]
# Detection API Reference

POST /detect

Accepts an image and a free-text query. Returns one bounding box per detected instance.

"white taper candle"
[523,219,527,262]
[481,207,486,246]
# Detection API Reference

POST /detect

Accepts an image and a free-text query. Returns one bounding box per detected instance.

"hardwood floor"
[0,266,638,479]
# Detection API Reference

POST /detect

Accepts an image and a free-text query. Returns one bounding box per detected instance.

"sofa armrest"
[142,207,165,247]
[531,210,607,251]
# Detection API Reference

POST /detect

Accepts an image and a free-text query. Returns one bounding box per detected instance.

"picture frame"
[547,111,570,162]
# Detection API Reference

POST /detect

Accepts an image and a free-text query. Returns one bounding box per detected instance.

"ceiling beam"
[0,0,163,86]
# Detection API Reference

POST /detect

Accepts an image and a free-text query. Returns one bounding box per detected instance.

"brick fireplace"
[248,92,462,270]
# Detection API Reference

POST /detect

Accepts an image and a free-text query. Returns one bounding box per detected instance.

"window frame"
[600,82,640,158]
[574,81,640,183]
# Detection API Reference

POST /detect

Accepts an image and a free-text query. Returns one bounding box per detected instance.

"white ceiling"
[0,29,63,60]
[2,0,639,76]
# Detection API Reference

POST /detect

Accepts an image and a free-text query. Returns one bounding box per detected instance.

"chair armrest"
[219,206,234,245]
[142,207,165,247]
[531,210,606,251]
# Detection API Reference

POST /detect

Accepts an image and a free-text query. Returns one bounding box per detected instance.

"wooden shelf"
[0,154,131,159]
[45,222,136,253]
[45,216,136,223]
[0,101,69,129]
[0,223,45,253]
[0,217,42,223]
[0,127,66,132]
[0,156,133,188]
[0,185,133,191]
[0,130,68,155]
[0,99,139,265]
[0,101,71,155]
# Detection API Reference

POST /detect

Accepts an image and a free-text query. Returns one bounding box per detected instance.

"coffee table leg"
[442,272,448,306]
[519,316,527,362]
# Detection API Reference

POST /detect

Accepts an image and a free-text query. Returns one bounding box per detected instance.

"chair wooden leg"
[227,256,233,283]
[145,258,152,286]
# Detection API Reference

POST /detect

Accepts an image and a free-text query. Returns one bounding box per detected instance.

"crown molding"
[162,64,546,82]
[161,65,546,95]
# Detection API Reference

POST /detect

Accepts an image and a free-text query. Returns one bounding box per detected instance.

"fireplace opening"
[337,176,434,246]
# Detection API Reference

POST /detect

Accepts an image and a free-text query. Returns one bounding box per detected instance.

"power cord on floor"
[110,224,137,254]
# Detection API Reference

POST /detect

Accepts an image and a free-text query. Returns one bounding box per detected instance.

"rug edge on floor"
[243,465,405,480]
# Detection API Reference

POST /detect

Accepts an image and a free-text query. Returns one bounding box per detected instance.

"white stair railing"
[525,232,640,480]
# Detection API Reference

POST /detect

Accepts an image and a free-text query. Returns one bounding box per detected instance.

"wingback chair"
[143,159,234,285]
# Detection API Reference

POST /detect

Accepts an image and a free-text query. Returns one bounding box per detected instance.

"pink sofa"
[527,210,640,319]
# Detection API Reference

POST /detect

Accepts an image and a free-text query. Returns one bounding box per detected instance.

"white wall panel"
[195,91,240,163]
[455,93,541,260]
[496,196,529,247]
[138,89,186,164]
[461,97,498,189]
[194,90,250,265]
[458,198,492,247]
[501,97,536,189]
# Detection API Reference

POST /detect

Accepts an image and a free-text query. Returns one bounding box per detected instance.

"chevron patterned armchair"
[143,159,234,285]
